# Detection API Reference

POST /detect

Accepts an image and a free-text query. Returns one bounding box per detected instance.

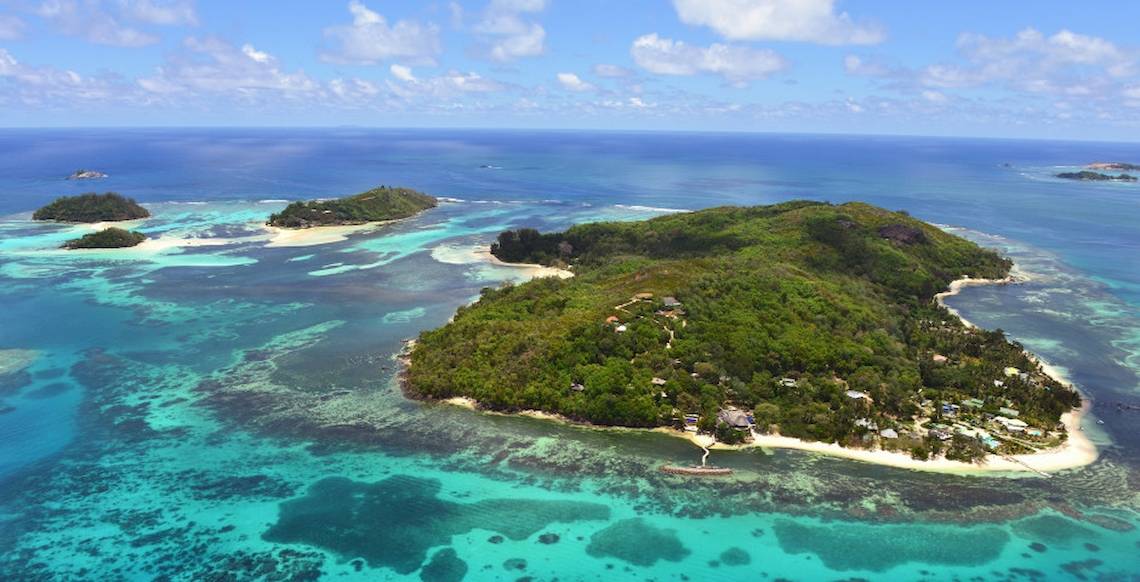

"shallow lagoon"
[1,130,1138,580]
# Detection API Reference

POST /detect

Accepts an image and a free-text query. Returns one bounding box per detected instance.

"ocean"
[0,128,1138,580]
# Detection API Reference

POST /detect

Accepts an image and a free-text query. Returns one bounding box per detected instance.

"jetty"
[660,435,734,476]
[660,465,733,476]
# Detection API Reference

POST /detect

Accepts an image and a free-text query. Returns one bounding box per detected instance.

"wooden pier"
[659,465,734,476]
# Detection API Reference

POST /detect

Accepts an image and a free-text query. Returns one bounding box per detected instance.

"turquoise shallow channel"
[1,129,1139,580]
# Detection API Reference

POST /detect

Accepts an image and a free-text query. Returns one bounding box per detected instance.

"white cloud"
[843,54,893,77]
[390,64,416,82]
[118,0,198,26]
[0,48,121,104]
[241,44,271,64]
[921,90,947,103]
[847,28,1140,105]
[631,33,787,84]
[473,0,547,61]
[386,66,505,100]
[37,0,160,46]
[672,0,883,45]
[0,14,27,40]
[328,77,380,101]
[322,1,442,65]
[138,37,319,97]
[958,29,1129,71]
[593,63,633,78]
[917,28,1140,95]
[556,72,594,92]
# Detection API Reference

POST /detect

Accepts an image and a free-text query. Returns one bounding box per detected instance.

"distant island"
[266,186,437,228]
[33,192,150,223]
[1087,162,1140,171]
[62,227,147,249]
[66,169,108,180]
[1056,170,1137,182]
[405,201,1082,465]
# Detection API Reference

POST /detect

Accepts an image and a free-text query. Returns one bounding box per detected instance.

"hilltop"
[33,192,150,223]
[267,186,437,228]
[62,227,147,249]
[406,201,1081,461]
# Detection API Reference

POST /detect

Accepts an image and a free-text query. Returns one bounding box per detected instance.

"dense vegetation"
[408,202,1080,453]
[1056,171,1137,182]
[33,192,149,223]
[62,227,147,249]
[267,186,437,228]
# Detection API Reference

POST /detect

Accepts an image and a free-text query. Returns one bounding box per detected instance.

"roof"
[651,377,668,386]
[996,416,1028,428]
[662,296,682,306]
[880,428,899,439]
[717,409,751,428]
[845,390,868,399]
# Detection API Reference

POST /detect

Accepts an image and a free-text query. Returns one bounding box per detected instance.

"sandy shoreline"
[431,244,574,279]
[475,248,574,279]
[424,271,1099,476]
[263,222,392,248]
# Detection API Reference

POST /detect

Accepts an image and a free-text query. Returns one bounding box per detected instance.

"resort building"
[717,409,751,430]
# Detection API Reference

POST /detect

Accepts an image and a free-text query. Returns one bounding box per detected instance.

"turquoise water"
[1,130,1138,580]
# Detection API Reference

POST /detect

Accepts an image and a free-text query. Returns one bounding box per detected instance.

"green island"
[406,201,1081,462]
[33,192,150,223]
[62,227,147,250]
[266,186,437,228]
[1055,170,1137,182]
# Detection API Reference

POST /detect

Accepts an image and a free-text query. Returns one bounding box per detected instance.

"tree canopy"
[33,192,149,223]
[407,201,1079,448]
[267,186,437,228]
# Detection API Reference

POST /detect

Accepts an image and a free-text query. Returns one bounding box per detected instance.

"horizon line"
[0,125,1138,145]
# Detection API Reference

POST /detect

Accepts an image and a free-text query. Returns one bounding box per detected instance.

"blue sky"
[2,0,1140,139]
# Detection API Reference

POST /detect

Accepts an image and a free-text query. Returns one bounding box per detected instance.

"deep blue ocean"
[1,129,1138,580]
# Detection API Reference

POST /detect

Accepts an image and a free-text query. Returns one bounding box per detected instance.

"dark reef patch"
[420,548,467,582]
[772,519,1009,571]
[719,547,751,566]
[25,382,73,399]
[189,474,296,501]
[1060,558,1102,580]
[1084,513,1134,532]
[1011,515,1099,547]
[585,518,690,566]
[537,533,559,544]
[0,370,32,396]
[263,475,608,574]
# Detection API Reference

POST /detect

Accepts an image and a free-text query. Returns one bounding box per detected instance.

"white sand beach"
[263,223,390,248]
[431,243,574,279]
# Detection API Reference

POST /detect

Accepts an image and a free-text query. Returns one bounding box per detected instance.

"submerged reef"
[263,475,609,574]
